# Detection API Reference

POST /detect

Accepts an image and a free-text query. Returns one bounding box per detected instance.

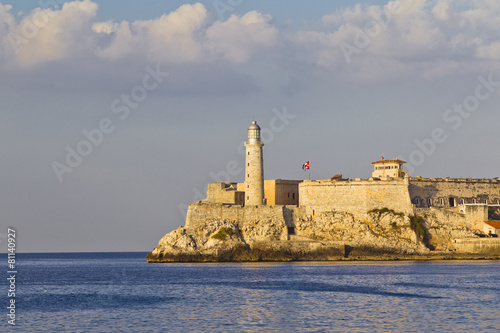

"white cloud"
[206,11,278,63]
[0,0,498,84]
[292,0,500,81]
[4,0,98,67]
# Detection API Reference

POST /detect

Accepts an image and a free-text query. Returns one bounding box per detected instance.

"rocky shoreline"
[146,209,500,263]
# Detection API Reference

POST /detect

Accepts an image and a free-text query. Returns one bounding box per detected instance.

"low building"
[264,179,301,206]
[483,221,500,236]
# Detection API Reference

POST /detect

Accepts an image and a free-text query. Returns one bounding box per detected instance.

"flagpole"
[308,169,310,181]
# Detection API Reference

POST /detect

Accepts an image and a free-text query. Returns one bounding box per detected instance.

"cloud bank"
[0,0,499,83]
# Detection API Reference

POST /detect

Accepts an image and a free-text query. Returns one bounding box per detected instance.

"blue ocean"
[2,253,499,332]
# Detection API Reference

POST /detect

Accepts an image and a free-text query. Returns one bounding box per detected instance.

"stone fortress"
[147,121,500,262]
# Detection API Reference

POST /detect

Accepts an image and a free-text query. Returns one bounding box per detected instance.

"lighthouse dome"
[248,121,260,130]
[247,121,262,144]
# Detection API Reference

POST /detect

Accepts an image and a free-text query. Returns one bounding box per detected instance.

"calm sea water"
[2,253,499,332]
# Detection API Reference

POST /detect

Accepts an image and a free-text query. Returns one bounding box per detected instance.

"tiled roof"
[485,221,500,229]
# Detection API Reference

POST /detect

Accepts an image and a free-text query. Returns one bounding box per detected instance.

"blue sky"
[1,0,499,252]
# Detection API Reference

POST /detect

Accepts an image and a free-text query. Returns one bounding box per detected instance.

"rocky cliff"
[146,207,483,262]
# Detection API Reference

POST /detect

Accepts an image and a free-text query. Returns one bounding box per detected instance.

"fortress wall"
[298,179,414,217]
[185,202,291,231]
[420,207,468,227]
[409,178,500,208]
[206,182,245,205]
[464,205,489,230]
[454,238,500,254]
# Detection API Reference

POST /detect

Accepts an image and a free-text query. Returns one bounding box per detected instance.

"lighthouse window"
[248,152,250,155]
[247,163,249,166]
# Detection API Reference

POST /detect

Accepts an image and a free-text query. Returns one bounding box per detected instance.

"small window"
[460,199,464,205]
[247,174,249,178]
[427,198,431,206]
[248,152,250,155]
[293,193,295,200]
[440,198,444,205]
[247,185,249,189]
[247,163,249,166]
[485,200,488,204]
[247,196,249,200]
[288,193,290,198]
[416,198,420,205]
[473,199,476,204]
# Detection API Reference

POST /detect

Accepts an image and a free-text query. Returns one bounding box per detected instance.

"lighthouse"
[244,121,265,205]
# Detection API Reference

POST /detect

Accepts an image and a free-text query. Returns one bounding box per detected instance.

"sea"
[2,252,499,332]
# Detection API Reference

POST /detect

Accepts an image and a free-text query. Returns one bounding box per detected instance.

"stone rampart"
[206,182,245,205]
[409,178,500,208]
[298,178,414,217]
[185,202,298,232]
[454,238,500,254]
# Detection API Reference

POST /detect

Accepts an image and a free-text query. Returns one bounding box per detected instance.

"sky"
[1,0,499,253]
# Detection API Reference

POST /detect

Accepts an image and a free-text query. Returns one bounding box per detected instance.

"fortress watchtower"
[371,158,408,178]
[244,121,265,205]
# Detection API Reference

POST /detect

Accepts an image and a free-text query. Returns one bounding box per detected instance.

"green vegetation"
[368,208,404,217]
[409,215,434,250]
[211,227,234,241]
[409,215,425,238]
[390,222,398,229]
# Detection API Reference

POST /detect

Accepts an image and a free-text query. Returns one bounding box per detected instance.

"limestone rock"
[295,211,428,255]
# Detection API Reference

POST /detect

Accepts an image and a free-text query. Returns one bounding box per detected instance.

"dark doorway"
[449,197,455,207]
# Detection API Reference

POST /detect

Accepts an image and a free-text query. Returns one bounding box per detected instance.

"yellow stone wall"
[409,178,500,208]
[298,178,414,217]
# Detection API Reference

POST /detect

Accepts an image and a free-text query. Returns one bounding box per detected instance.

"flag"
[302,161,310,171]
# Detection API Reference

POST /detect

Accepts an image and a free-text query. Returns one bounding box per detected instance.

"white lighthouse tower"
[244,121,265,206]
